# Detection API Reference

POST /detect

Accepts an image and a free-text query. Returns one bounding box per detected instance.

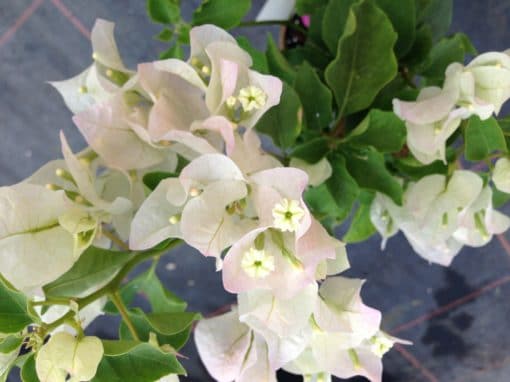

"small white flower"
[272,198,305,232]
[241,247,275,278]
[238,86,267,112]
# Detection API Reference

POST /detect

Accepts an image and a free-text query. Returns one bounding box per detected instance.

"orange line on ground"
[394,344,439,382]
[391,274,510,335]
[50,0,90,39]
[0,0,44,47]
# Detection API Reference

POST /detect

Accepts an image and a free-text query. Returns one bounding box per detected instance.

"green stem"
[110,291,139,341]
[43,240,183,333]
[239,19,308,35]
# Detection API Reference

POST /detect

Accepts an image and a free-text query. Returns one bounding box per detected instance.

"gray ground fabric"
[1,1,510,381]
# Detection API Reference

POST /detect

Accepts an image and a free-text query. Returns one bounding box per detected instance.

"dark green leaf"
[296,0,328,14]
[192,0,251,29]
[159,43,183,59]
[375,0,416,57]
[143,171,176,191]
[343,200,377,243]
[20,354,38,382]
[0,276,34,333]
[291,137,330,163]
[321,0,356,54]
[105,268,186,314]
[344,109,406,152]
[237,37,268,73]
[43,247,132,298]
[147,0,180,24]
[344,148,403,204]
[391,155,448,180]
[118,308,197,350]
[420,33,477,84]
[266,35,296,84]
[92,341,185,382]
[294,62,333,131]
[493,188,510,208]
[371,76,419,110]
[400,24,433,69]
[155,28,173,42]
[417,0,453,41]
[325,0,398,118]
[0,336,22,354]
[464,116,507,161]
[255,83,302,149]
[305,154,359,222]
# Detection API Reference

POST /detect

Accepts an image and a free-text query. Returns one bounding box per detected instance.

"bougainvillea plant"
[2,0,510,381]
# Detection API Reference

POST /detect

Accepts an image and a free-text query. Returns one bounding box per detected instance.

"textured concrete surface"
[1,1,510,381]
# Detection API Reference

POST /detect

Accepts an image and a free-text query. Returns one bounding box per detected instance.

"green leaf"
[325,0,398,118]
[344,109,406,152]
[155,28,173,42]
[293,62,333,131]
[400,24,433,69]
[291,137,330,163]
[344,148,403,204]
[321,0,357,54]
[391,155,448,180]
[0,336,22,354]
[43,247,132,298]
[417,0,453,41]
[305,154,359,222]
[266,35,296,84]
[146,0,180,24]
[0,276,34,333]
[237,36,268,73]
[375,0,415,57]
[143,171,176,191]
[105,268,186,314]
[92,341,185,382]
[21,354,38,382]
[296,0,328,14]
[192,0,251,29]
[118,308,197,350]
[343,197,377,243]
[464,116,507,161]
[159,43,183,59]
[255,83,302,149]
[420,33,476,84]
[493,188,510,208]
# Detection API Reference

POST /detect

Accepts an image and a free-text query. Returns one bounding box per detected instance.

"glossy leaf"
[92,341,185,382]
[266,35,296,84]
[464,116,507,161]
[305,154,359,222]
[325,0,398,118]
[0,277,34,333]
[375,0,415,57]
[192,0,251,29]
[43,246,132,298]
[255,83,302,149]
[147,0,180,24]
[321,0,356,54]
[344,148,403,204]
[294,62,333,130]
[344,109,406,152]
[105,268,186,314]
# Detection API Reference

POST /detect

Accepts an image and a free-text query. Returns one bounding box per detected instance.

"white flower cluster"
[394,51,510,164]
[370,170,510,266]
[0,20,404,382]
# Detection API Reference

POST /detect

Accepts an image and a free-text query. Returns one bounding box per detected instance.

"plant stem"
[110,291,139,341]
[43,240,183,333]
[239,19,308,35]
[102,228,130,251]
